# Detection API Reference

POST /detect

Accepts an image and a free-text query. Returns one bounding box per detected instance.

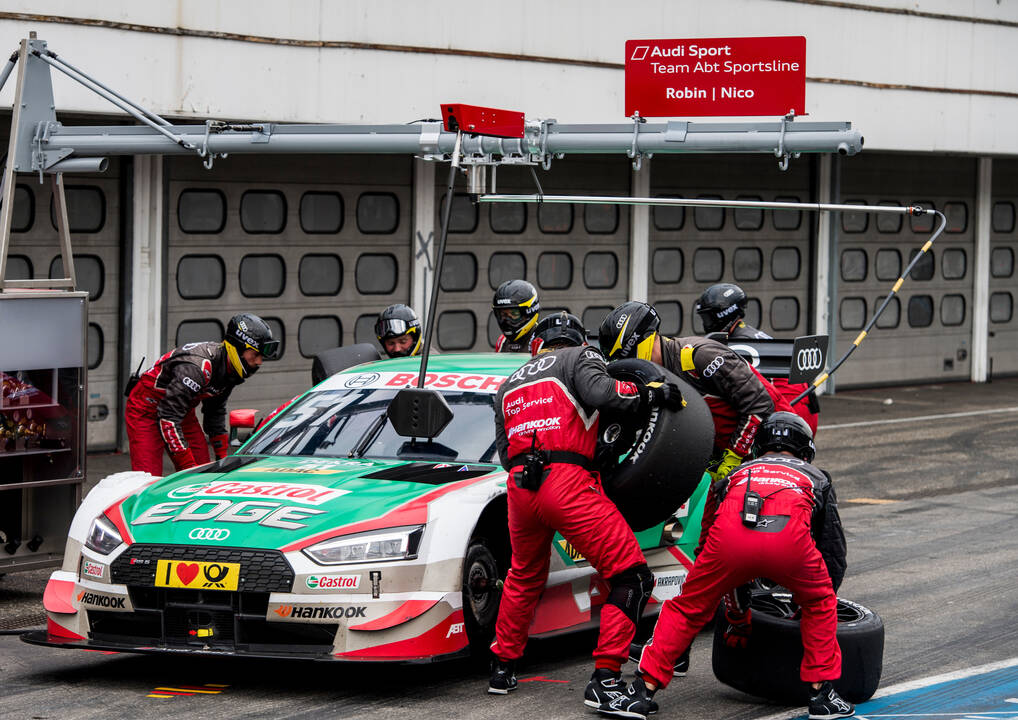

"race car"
[22,353,712,662]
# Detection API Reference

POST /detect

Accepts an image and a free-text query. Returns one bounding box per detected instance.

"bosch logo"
[344,372,380,388]
[703,356,725,377]
[188,527,230,541]
[796,348,824,372]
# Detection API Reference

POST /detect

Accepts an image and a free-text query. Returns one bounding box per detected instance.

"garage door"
[4,165,123,450]
[834,153,976,387]
[649,154,815,340]
[989,159,1018,377]
[435,156,632,350]
[166,154,412,419]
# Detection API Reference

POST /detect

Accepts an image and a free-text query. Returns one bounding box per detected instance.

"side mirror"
[229,408,260,446]
[387,388,453,440]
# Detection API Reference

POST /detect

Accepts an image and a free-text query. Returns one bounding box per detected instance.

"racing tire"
[599,359,715,531]
[711,590,884,704]
[462,537,505,654]
[311,344,381,385]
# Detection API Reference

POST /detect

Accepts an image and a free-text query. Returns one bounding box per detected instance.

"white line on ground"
[753,656,1018,720]
[819,406,1018,431]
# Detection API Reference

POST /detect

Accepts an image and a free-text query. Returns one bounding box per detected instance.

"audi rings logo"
[188,527,230,541]
[797,348,824,372]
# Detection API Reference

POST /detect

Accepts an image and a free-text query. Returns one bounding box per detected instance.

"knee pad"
[607,563,655,626]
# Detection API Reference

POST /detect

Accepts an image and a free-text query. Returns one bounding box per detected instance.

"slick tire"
[598,359,715,531]
[711,590,884,704]
[311,344,382,385]
[462,537,505,654]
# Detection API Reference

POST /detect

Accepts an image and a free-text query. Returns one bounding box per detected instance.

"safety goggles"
[257,339,281,360]
[375,318,411,338]
[496,308,524,323]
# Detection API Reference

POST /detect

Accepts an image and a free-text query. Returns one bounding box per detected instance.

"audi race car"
[23,353,712,662]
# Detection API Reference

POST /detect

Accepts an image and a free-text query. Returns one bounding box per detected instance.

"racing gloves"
[168,448,198,472]
[721,607,753,648]
[708,448,744,484]
[641,382,684,412]
[209,433,231,460]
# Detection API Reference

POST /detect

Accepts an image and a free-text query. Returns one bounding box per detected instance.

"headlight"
[302,525,424,566]
[84,514,123,555]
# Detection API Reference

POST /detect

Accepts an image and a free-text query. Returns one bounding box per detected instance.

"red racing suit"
[638,454,847,689]
[729,321,820,435]
[494,330,534,353]
[492,345,651,671]
[124,341,244,475]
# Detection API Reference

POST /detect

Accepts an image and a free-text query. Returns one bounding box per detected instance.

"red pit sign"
[625,36,805,118]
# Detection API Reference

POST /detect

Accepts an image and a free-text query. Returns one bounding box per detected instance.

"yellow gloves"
[708,448,744,484]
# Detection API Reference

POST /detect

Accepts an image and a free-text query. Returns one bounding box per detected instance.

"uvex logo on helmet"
[715,304,741,319]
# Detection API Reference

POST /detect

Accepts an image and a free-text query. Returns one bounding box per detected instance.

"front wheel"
[462,538,504,654]
[711,589,884,704]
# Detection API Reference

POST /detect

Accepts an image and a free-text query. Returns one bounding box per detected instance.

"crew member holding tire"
[375,304,422,358]
[634,412,853,719]
[488,312,680,720]
[491,279,540,353]
[124,313,278,476]
[695,283,820,435]
[599,301,791,487]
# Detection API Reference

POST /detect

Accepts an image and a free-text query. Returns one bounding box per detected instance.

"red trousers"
[491,463,647,669]
[639,511,840,689]
[124,391,210,476]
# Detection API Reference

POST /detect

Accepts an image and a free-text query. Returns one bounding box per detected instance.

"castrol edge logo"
[167,480,348,506]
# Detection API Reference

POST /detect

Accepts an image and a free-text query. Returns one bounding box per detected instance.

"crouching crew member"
[491,279,540,352]
[375,304,422,358]
[125,313,278,476]
[633,412,853,720]
[488,312,680,719]
[695,283,820,435]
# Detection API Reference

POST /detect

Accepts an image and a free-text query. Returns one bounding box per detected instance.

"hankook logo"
[796,348,823,372]
[344,372,380,388]
[188,527,230,541]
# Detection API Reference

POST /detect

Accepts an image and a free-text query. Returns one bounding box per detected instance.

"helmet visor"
[375,318,411,339]
[259,338,281,360]
[496,308,524,323]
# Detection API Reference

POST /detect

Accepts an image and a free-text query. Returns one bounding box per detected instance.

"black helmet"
[492,279,540,342]
[375,304,422,358]
[529,312,586,356]
[754,411,816,462]
[598,302,661,361]
[695,283,748,334]
[224,313,279,377]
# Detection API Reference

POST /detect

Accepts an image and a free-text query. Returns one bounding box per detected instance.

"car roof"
[314,352,530,393]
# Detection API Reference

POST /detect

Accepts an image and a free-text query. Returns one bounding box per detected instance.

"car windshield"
[242,388,499,463]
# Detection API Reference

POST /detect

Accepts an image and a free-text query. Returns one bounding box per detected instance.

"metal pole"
[0,41,27,291]
[0,51,18,95]
[416,131,462,389]
[51,172,77,289]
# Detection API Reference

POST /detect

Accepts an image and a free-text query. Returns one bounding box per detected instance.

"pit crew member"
[695,283,820,434]
[125,313,278,476]
[492,279,540,353]
[489,312,679,719]
[375,303,422,358]
[633,411,853,719]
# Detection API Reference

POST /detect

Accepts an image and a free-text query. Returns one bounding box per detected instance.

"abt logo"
[446,622,465,639]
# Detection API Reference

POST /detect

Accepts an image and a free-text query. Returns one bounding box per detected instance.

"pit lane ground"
[2,378,1017,720]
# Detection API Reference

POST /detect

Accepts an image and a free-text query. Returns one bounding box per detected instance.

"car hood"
[117,455,501,549]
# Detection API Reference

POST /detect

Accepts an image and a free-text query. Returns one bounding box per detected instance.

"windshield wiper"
[349,412,387,458]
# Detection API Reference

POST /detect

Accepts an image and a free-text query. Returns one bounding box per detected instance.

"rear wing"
[727,335,829,384]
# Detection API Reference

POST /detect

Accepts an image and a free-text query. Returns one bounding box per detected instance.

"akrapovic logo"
[77,591,126,609]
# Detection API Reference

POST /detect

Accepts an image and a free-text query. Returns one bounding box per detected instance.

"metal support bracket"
[775,110,801,171]
[628,112,648,171]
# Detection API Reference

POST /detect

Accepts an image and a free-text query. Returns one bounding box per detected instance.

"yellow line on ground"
[147,694,173,698]
[845,497,900,505]
[154,687,222,694]
[204,684,230,688]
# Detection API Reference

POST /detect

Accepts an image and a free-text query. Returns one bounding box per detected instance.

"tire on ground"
[311,344,381,385]
[598,359,715,531]
[711,590,884,704]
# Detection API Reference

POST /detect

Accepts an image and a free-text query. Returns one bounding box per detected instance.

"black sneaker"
[583,669,654,719]
[488,658,518,695]
[808,681,855,719]
[629,640,689,677]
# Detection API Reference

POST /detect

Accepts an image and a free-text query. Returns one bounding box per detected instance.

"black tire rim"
[752,590,868,624]
[465,547,500,628]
